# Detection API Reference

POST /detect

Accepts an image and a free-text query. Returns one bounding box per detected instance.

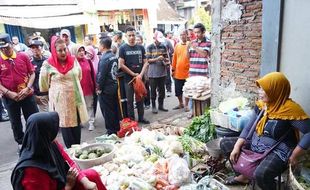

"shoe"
[145,105,150,110]
[184,107,190,112]
[224,176,249,186]
[172,105,184,110]
[138,119,150,124]
[0,114,9,122]
[88,124,95,131]
[158,107,168,112]
[152,107,158,114]
[187,113,193,119]
[166,92,171,97]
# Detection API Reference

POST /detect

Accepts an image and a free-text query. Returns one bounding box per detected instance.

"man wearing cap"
[111,31,125,57]
[0,33,39,149]
[29,40,49,112]
[60,29,76,54]
[146,31,169,114]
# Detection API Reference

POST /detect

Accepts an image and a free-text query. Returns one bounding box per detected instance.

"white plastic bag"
[167,155,191,186]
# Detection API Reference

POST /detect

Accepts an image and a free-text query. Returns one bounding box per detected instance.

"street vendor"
[220,72,310,190]
[11,112,107,190]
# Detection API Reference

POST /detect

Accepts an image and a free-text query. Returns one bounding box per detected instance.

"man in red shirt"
[0,33,38,150]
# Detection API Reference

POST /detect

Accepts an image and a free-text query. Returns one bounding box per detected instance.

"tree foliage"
[189,7,212,32]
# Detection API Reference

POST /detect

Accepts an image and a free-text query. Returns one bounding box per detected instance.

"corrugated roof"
[157,0,185,24]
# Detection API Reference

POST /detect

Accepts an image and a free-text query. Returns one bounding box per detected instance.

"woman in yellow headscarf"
[220,72,310,190]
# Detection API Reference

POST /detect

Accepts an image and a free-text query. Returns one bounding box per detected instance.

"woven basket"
[287,150,310,190]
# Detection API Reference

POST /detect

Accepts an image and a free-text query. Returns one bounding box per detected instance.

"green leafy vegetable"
[184,109,216,143]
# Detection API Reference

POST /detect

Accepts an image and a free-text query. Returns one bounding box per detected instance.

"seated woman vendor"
[220,72,310,190]
[11,112,107,190]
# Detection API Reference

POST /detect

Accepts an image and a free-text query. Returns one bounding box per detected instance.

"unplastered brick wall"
[215,0,262,103]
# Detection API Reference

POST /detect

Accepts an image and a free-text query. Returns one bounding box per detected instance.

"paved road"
[0,94,184,189]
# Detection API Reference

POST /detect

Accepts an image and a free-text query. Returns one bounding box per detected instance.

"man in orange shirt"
[171,30,190,111]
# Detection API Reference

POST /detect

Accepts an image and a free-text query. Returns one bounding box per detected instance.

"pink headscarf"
[85,46,99,73]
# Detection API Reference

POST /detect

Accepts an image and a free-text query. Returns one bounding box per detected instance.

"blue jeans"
[3,95,39,144]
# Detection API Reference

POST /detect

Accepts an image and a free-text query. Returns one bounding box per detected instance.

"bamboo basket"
[286,150,310,190]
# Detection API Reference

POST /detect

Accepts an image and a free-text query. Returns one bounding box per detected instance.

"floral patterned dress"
[39,59,88,128]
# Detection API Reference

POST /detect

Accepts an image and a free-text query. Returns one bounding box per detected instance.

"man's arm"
[119,58,138,77]
[139,58,149,77]
[0,82,19,101]
[17,72,35,101]
[190,42,209,57]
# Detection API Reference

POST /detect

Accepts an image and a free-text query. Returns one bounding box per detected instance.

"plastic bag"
[167,155,191,186]
[117,118,140,138]
[132,76,147,102]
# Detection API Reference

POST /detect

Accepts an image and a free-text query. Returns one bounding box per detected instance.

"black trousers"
[149,76,166,106]
[165,66,172,92]
[3,95,39,144]
[124,82,144,121]
[117,76,128,119]
[61,125,81,148]
[0,98,4,114]
[220,137,287,190]
[144,80,150,106]
[99,93,120,135]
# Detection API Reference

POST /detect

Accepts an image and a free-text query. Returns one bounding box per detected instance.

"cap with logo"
[28,40,43,47]
[0,33,12,48]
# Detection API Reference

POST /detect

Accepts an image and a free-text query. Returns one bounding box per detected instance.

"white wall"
[280,0,310,114]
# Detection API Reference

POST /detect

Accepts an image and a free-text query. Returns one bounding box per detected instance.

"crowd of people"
[0,23,211,148]
[0,23,212,189]
[1,22,309,190]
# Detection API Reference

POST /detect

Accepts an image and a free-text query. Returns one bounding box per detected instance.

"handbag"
[232,110,290,179]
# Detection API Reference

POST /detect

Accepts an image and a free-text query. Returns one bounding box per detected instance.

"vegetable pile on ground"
[75,147,111,160]
[183,109,216,143]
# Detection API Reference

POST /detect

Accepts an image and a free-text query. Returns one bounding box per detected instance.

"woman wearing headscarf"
[39,36,88,148]
[85,46,99,74]
[85,45,99,121]
[220,72,310,190]
[71,45,96,131]
[11,112,107,190]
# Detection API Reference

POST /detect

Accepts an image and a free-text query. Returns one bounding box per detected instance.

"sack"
[232,148,265,179]
[117,118,140,138]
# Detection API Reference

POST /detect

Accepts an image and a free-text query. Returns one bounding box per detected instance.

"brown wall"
[221,0,262,93]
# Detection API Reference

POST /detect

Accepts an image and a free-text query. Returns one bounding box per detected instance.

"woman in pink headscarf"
[85,46,99,74]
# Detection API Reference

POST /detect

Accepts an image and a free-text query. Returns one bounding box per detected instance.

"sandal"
[224,176,248,186]
[172,105,184,110]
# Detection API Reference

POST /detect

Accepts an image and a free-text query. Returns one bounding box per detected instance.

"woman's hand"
[65,167,78,190]
[81,177,98,190]
[230,147,241,164]
[289,145,305,167]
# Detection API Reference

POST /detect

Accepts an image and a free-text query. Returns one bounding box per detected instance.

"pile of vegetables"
[179,135,206,159]
[75,147,111,160]
[183,109,216,143]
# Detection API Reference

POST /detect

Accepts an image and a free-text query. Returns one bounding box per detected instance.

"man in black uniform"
[118,26,149,124]
[28,40,49,112]
[97,37,120,135]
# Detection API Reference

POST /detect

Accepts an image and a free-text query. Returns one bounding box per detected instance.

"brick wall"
[219,0,262,101]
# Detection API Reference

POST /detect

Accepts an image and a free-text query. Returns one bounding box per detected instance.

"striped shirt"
[146,43,168,78]
[189,37,211,77]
